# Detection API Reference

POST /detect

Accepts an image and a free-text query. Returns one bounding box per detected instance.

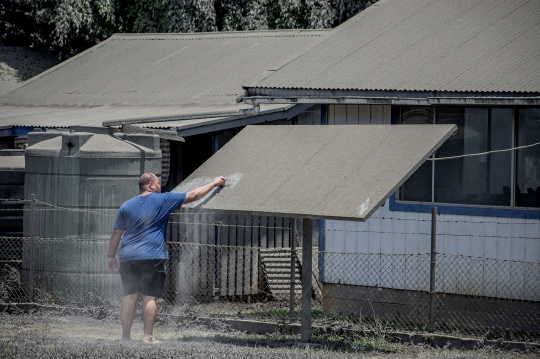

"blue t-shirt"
[114,192,186,262]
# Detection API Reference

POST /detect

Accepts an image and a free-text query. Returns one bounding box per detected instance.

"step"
[266,274,301,280]
[263,259,292,264]
[267,276,301,283]
[271,287,302,292]
[259,249,307,299]
[264,266,297,272]
[269,288,302,294]
[264,263,294,267]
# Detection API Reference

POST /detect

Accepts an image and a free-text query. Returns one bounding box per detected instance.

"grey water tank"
[0,150,25,265]
[22,127,161,299]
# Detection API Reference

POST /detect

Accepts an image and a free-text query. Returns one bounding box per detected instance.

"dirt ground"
[0,311,538,359]
[0,46,60,96]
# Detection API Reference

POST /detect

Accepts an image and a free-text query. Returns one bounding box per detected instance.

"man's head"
[139,173,161,194]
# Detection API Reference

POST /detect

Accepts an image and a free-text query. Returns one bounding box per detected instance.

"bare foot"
[122,337,132,342]
[143,336,160,344]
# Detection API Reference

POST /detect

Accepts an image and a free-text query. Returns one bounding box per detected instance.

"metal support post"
[214,221,221,295]
[29,194,36,302]
[429,207,437,333]
[289,218,297,323]
[301,218,313,342]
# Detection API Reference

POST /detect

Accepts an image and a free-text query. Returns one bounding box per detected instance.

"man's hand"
[107,257,119,273]
[185,176,226,204]
[212,176,226,187]
[107,228,123,273]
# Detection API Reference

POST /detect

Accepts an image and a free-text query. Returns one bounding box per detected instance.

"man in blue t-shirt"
[107,172,225,343]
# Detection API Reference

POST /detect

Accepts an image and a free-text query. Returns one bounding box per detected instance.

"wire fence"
[0,197,539,344]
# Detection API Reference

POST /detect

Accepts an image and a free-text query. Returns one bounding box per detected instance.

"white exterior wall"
[324,105,540,301]
[327,104,392,125]
[324,203,540,301]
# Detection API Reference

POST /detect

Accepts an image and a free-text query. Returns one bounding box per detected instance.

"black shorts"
[119,259,166,298]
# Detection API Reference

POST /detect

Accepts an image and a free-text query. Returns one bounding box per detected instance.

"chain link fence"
[0,198,539,344]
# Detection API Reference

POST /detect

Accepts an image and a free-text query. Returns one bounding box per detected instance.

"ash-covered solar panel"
[173,125,456,221]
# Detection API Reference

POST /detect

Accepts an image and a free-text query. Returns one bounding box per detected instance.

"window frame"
[392,105,540,219]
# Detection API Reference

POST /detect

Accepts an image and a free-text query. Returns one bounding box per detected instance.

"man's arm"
[107,228,124,273]
[184,176,225,204]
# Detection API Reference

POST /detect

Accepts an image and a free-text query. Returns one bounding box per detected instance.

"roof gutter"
[243,96,540,106]
[122,124,185,142]
[102,106,260,127]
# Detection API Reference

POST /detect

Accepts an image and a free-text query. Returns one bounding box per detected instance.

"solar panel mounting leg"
[301,218,313,342]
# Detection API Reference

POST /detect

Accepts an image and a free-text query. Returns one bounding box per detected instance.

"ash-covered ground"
[0,46,59,96]
[0,311,537,359]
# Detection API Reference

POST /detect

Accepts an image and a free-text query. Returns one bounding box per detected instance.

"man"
[107,172,225,343]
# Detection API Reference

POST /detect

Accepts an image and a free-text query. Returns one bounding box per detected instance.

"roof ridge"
[111,29,331,38]
[110,31,330,41]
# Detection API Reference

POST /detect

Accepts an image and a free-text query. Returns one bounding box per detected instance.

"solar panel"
[173,125,456,221]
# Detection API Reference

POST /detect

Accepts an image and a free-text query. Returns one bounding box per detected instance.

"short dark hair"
[139,173,156,192]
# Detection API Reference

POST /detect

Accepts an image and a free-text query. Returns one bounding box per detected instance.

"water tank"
[0,150,25,266]
[22,127,161,301]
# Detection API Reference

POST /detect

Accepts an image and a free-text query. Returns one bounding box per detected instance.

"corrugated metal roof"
[0,104,286,129]
[173,124,456,221]
[254,0,540,93]
[0,30,327,128]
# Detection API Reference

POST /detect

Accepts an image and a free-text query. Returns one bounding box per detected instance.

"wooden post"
[429,207,437,333]
[289,218,297,323]
[301,218,312,342]
[29,194,36,302]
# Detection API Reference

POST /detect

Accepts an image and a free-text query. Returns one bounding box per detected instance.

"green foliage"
[0,0,375,59]
[1,0,117,58]
[116,0,170,33]
[1,0,56,48]
[168,0,217,33]
[50,0,115,47]
[343,337,389,352]
[216,0,269,31]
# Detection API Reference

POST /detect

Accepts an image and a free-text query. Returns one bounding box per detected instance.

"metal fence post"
[301,218,312,342]
[214,220,221,295]
[429,206,437,333]
[29,194,36,303]
[289,218,297,323]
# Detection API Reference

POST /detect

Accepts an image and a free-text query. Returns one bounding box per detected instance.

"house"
[0,30,328,191]
[241,0,540,328]
[0,29,330,301]
[1,0,538,332]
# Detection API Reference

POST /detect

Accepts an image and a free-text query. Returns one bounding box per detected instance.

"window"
[517,108,540,207]
[399,106,540,209]
[400,107,433,202]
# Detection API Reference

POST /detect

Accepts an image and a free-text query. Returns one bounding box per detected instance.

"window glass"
[489,108,513,205]
[401,106,434,124]
[399,107,433,202]
[434,107,512,206]
[516,108,540,208]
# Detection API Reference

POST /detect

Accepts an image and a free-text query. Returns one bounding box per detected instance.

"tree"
[168,0,217,33]
[0,0,376,59]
